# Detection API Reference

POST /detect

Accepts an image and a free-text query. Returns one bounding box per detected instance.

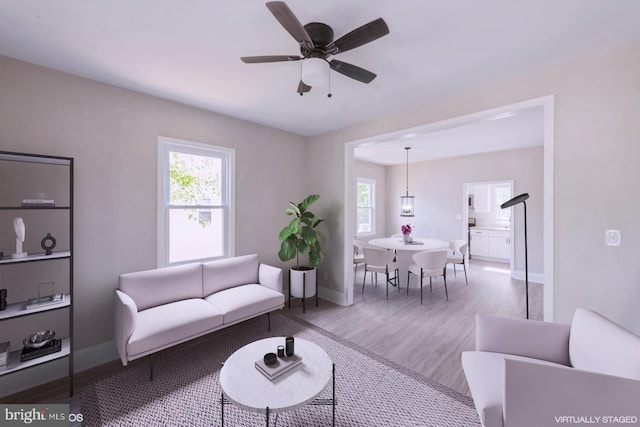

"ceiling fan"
[241,1,390,96]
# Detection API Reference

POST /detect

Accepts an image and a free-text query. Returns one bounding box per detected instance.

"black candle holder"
[285,336,294,357]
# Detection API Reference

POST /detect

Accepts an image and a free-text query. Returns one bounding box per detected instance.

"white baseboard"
[318,286,348,306]
[512,270,544,284]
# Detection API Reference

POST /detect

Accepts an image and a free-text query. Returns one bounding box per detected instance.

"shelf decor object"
[11,217,27,259]
[400,147,415,217]
[500,193,530,319]
[41,233,57,255]
[0,150,74,396]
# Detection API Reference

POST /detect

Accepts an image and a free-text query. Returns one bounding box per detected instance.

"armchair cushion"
[476,313,571,366]
[462,351,566,427]
[569,308,640,380]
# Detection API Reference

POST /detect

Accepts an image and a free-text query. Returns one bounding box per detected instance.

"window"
[356,177,375,235]
[158,137,234,266]
[495,184,512,222]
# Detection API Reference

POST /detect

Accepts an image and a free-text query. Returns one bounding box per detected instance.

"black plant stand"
[288,268,319,313]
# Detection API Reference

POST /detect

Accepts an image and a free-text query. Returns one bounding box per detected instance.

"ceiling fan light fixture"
[301,58,329,87]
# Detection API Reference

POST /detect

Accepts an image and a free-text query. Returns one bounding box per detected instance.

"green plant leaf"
[277,194,324,268]
[278,236,297,262]
[298,194,319,213]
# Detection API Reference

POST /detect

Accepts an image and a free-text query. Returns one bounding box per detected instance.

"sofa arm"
[259,263,283,293]
[504,358,640,427]
[114,289,138,366]
[476,314,571,365]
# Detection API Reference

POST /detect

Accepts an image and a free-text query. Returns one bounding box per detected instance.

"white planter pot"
[289,267,317,299]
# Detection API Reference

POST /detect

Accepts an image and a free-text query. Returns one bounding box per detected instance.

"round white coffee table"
[219,337,335,426]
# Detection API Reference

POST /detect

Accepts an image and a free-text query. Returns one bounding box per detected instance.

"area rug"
[80,313,480,426]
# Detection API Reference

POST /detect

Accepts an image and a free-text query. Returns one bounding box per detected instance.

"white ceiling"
[354,106,544,165]
[1,1,640,145]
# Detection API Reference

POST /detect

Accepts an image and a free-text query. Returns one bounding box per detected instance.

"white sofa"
[462,308,640,427]
[114,254,284,369]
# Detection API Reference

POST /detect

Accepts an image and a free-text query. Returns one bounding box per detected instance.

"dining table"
[368,236,449,289]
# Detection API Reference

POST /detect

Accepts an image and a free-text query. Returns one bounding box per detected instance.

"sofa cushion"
[119,263,203,311]
[205,284,284,324]
[461,351,566,427]
[203,254,260,295]
[128,299,223,359]
[569,307,640,380]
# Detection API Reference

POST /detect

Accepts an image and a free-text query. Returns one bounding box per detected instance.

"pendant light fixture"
[400,147,415,217]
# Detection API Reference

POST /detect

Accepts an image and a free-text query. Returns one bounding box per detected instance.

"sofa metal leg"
[149,355,154,381]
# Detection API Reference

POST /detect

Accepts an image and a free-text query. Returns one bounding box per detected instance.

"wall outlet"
[605,229,621,246]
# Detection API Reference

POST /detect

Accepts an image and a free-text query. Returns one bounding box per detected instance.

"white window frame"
[356,177,376,236]
[157,136,235,267]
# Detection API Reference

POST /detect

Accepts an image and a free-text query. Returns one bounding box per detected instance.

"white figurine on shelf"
[11,217,27,259]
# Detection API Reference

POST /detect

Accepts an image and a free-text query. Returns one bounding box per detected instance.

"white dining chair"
[362,247,399,300]
[407,250,448,304]
[446,240,468,285]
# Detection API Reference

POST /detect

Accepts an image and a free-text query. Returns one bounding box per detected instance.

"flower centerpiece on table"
[401,224,413,243]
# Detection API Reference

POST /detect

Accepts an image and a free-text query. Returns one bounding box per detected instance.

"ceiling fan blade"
[266,1,313,47]
[297,80,312,95]
[329,60,377,84]
[241,55,302,63]
[328,18,389,54]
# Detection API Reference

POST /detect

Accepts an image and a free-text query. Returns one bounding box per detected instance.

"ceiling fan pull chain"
[327,70,332,98]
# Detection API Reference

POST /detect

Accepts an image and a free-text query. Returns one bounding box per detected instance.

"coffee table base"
[221,363,336,426]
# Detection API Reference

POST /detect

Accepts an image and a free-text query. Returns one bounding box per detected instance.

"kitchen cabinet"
[488,230,511,260]
[470,229,489,257]
[470,228,510,262]
[472,184,490,213]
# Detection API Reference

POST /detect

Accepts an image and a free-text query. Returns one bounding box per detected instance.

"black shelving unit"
[0,151,74,397]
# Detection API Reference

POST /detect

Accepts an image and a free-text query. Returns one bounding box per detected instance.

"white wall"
[0,55,308,394]
[309,40,640,333]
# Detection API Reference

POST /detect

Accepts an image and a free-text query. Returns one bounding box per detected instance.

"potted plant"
[278,194,324,310]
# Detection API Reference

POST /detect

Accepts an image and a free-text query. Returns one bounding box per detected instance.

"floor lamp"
[501,193,530,319]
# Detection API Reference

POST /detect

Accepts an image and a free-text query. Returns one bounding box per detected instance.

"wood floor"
[3,259,542,404]
[288,259,543,396]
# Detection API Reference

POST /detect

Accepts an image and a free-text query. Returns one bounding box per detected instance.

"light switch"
[605,230,621,246]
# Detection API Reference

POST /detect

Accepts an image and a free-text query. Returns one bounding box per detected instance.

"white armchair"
[462,308,640,427]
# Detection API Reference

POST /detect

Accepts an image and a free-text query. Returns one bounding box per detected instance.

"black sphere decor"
[41,233,57,255]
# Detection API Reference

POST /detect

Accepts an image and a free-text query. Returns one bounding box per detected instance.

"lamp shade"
[400,195,415,217]
[301,58,329,87]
